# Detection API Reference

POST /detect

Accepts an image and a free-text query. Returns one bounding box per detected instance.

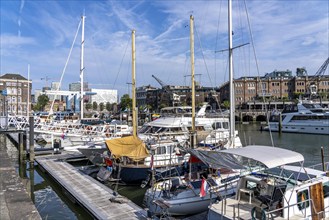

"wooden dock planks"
[36,157,147,220]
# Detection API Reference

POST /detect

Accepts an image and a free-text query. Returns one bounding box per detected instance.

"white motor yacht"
[264,100,329,135]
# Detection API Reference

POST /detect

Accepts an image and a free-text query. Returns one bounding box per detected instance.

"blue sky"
[1,0,328,98]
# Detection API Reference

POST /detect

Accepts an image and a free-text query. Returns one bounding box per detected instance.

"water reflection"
[4,124,329,220]
[237,123,329,166]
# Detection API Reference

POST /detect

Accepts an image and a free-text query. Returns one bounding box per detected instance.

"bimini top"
[221,145,304,169]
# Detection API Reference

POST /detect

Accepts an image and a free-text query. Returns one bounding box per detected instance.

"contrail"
[18,0,25,37]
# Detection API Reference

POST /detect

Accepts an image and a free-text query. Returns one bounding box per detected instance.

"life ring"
[251,207,266,220]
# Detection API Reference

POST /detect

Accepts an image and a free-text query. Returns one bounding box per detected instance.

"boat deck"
[209,197,308,220]
[36,155,147,219]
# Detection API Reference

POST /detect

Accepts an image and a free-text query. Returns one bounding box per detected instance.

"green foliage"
[85,103,92,111]
[120,94,132,111]
[159,103,167,109]
[34,94,49,111]
[106,102,111,112]
[293,92,304,99]
[92,101,98,110]
[99,102,104,111]
[222,100,230,109]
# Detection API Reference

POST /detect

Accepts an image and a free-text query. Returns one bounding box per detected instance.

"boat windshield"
[138,126,169,134]
[302,103,322,109]
[282,104,298,113]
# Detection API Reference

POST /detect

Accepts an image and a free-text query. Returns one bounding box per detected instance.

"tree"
[293,92,304,100]
[120,94,132,111]
[85,103,92,111]
[222,100,230,109]
[106,102,111,112]
[92,101,98,111]
[99,102,104,111]
[34,94,49,111]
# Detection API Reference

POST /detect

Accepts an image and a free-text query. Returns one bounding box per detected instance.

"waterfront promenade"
[0,134,41,220]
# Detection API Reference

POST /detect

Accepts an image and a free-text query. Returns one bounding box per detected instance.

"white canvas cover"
[221,145,304,169]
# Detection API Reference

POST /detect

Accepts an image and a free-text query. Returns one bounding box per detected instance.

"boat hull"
[144,187,235,216]
[116,165,183,184]
[264,123,329,135]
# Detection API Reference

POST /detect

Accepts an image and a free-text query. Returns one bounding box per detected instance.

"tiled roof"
[0,73,27,80]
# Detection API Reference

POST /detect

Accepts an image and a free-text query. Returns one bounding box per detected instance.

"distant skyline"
[1,0,328,98]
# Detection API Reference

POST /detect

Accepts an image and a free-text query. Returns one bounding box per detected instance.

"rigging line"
[195,21,225,117]
[214,0,223,87]
[111,35,130,91]
[236,0,249,77]
[194,22,212,88]
[48,19,82,119]
[243,0,274,147]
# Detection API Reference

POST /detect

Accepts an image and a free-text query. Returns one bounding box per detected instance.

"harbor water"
[3,124,329,219]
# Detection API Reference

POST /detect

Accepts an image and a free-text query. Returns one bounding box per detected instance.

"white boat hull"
[265,122,329,135]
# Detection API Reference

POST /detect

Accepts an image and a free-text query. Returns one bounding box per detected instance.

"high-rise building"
[69,82,89,91]
[48,82,61,101]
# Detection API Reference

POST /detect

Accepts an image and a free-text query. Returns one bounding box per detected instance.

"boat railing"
[34,121,130,138]
[263,197,326,219]
[307,162,329,173]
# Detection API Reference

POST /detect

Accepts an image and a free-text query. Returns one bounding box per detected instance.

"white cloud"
[0,0,328,96]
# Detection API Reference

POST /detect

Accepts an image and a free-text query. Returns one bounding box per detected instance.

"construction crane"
[152,74,168,88]
[41,76,51,87]
[307,57,329,96]
[152,74,187,106]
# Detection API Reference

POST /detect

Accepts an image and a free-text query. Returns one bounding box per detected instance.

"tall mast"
[131,30,137,137]
[80,15,85,119]
[228,0,235,147]
[190,15,196,136]
[27,64,30,117]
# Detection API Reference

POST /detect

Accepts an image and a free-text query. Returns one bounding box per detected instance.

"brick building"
[0,73,32,115]
[219,69,329,107]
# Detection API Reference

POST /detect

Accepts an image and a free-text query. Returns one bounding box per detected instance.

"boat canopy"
[105,136,149,161]
[221,145,304,169]
[188,149,244,170]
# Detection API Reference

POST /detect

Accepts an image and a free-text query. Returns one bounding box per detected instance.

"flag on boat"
[199,178,208,197]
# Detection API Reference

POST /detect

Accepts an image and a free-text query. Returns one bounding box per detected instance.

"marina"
[0,123,328,219]
[0,0,328,219]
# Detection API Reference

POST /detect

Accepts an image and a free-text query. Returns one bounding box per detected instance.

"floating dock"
[36,154,148,219]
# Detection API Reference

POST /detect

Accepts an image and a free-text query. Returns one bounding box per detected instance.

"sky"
[1,0,328,98]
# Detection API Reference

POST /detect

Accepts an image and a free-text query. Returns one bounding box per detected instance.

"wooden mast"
[131,30,137,137]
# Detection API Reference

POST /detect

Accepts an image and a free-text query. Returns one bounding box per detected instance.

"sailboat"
[206,1,329,219]
[105,30,190,184]
[143,14,244,216]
